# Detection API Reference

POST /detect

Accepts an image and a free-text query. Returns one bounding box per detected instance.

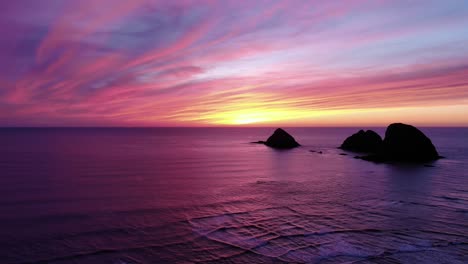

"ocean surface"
[0,127,467,264]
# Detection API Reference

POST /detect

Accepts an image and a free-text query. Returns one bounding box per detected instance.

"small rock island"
[340,129,382,152]
[341,123,441,162]
[254,128,300,149]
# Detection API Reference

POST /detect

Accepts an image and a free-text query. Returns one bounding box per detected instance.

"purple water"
[0,127,467,263]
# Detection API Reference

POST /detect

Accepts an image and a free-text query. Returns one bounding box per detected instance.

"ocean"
[0,127,467,263]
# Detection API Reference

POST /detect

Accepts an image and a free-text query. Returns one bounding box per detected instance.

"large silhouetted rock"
[362,123,440,162]
[261,128,300,149]
[340,130,382,152]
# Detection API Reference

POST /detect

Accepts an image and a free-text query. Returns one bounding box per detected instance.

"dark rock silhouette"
[340,130,383,152]
[362,123,440,162]
[258,128,300,149]
[310,150,323,154]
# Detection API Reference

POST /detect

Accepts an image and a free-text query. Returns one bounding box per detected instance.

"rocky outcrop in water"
[340,130,382,152]
[362,123,440,162]
[254,128,300,149]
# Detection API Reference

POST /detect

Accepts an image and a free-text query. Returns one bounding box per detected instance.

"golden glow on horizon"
[232,115,268,125]
[178,107,331,125]
[162,103,468,126]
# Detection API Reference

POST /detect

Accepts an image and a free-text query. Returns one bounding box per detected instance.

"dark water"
[0,127,467,264]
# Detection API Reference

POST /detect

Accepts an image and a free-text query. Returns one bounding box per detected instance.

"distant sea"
[0,127,467,263]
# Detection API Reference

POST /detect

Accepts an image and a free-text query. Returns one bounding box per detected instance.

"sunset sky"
[1,0,468,126]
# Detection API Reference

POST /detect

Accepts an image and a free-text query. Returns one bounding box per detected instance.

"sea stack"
[258,128,300,149]
[362,123,440,162]
[340,130,382,153]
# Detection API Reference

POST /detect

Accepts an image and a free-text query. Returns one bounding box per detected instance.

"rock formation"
[362,123,440,162]
[255,128,300,149]
[341,123,441,162]
[340,130,383,152]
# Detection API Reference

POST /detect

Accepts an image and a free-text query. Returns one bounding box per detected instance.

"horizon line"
[0,125,467,129]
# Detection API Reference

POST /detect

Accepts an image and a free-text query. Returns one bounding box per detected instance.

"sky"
[1,0,468,127]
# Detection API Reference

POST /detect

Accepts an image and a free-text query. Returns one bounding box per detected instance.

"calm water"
[0,127,467,264]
